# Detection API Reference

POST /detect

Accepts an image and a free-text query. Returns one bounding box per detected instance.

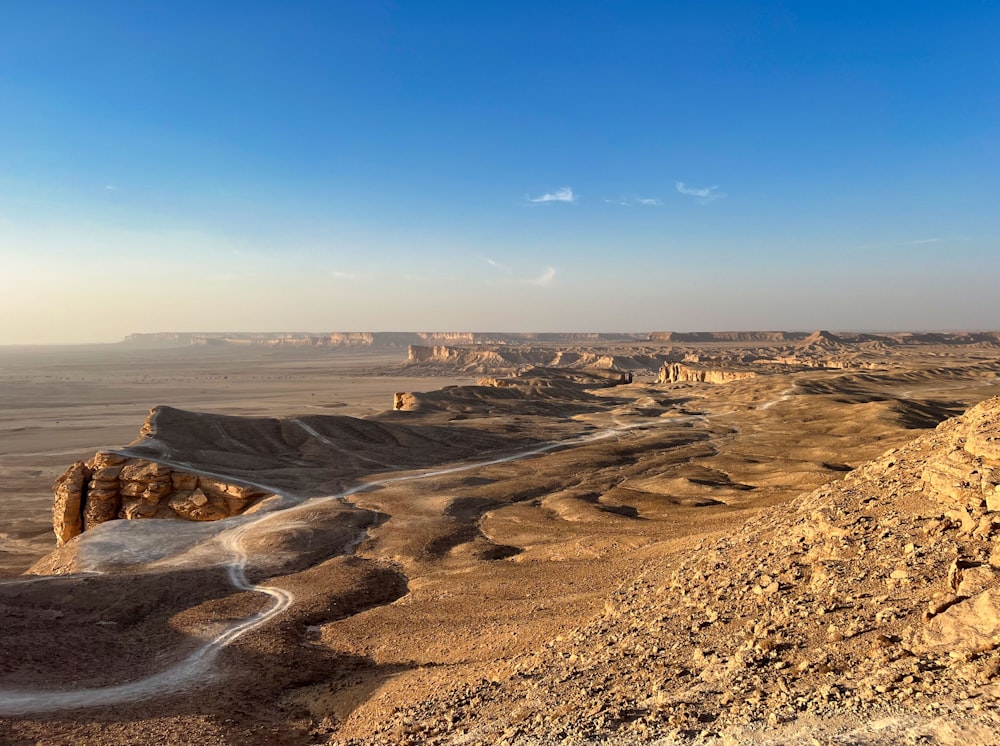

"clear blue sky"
[1,1,997,343]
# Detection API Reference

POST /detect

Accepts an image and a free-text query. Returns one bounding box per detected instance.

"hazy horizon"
[3,3,998,345]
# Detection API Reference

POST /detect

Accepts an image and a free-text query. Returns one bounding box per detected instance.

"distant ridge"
[121,330,1000,349]
[119,332,647,349]
[648,331,809,343]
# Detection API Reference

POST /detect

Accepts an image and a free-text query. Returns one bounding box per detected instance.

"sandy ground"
[0,345,474,576]
[2,340,1000,744]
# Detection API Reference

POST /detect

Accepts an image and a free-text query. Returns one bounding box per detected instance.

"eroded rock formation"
[657,362,758,384]
[404,344,672,374]
[52,453,272,544]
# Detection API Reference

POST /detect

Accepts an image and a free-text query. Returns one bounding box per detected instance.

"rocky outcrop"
[405,345,673,374]
[921,398,1000,515]
[649,330,809,343]
[657,362,757,384]
[392,367,631,413]
[51,453,273,545]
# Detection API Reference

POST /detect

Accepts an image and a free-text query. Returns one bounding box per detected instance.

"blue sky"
[1,1,998,343]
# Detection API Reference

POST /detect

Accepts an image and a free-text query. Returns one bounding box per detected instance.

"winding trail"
[0,406,691,715]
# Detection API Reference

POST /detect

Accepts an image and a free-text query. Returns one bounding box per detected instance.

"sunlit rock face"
[52,453,272,544]
[657,362,758,384]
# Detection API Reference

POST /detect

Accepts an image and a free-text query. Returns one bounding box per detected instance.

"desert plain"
[2,331,1000,745]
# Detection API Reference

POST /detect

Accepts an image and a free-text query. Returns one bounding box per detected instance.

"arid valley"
[3,331,1000,745]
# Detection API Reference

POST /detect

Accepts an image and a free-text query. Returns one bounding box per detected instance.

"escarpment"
[404,344,673,374]
[52,452,273,544]
[657,362,758,384]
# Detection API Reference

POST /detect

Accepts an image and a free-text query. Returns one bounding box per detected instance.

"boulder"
[168,489,229,521]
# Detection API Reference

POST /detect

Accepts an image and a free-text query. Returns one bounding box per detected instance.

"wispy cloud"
[485,257,512,273]
[104,184,118,192]
[331,270,356,279]
[529,266,557,287]
[604,196,663,207]
[527,187,576,204]
[676,181,726,204]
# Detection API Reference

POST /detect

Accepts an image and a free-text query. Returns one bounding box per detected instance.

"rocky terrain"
[401,330,1000,378]
[332,396,1000,745]
[3,335,1000,744]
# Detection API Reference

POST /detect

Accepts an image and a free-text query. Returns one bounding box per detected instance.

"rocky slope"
[331,397,1000,744]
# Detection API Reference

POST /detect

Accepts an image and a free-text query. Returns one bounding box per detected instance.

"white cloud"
[676,181,726,204]
[331,271,356,279]
[605,196,662,207]
[485,257,511,273]
[528,187,576,204]
[104,184,118,191]
[529,266,557,287]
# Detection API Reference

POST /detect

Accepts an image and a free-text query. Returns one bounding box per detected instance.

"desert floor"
[2,341,1000,744]
[0,345,473,576]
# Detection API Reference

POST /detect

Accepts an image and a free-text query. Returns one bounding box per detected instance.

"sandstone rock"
[91,465,123,481]
[197,477,262,501]
[83,488,121,530]
[52,460,89,545]
[84,451,127,470]
[119,459,171,483]
[919,588,1000,654]
[986,486,1000,514]
[657,363,757,385]
[964,416,1000,461]
[141,480,173,501]
[957,566,998,598]
[922,459,979,507]
[119,499,158,520]
[171,472,199,490]
[168,489,229,521]
[53,450,279,537]
[394,392,418,410]
[120,481,146,498]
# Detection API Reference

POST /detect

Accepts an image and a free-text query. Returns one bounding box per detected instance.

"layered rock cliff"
[657,362,758,384]
[52,452,273,544]
[649,330,809,343]
[404,345,673,374]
